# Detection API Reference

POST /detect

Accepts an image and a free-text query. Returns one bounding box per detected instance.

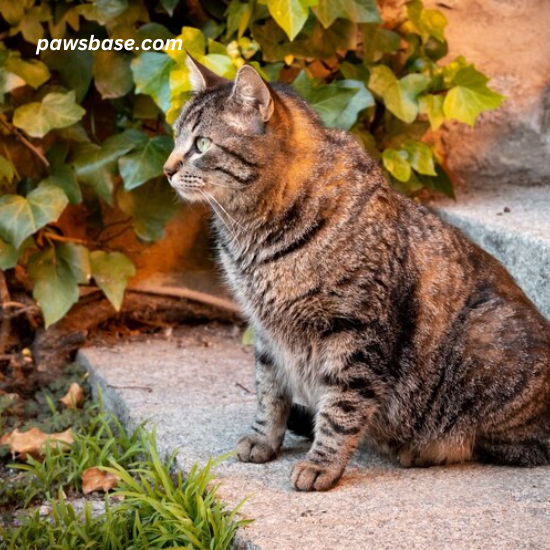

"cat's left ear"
[186,53,229,92]
[231,65,274,122]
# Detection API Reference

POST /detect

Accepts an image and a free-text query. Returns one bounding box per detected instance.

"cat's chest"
[221,248,320,326]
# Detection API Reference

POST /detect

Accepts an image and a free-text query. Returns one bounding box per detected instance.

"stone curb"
[78,322,550,550]
[432,183,550,319]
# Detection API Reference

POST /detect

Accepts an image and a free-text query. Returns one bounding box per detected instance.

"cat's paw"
[236,436,277,463]
[290,460,343,491]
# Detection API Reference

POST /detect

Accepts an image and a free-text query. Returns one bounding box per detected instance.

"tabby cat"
[164,57,550,492]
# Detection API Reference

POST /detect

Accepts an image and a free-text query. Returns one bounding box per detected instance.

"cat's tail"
[287,403,315,439]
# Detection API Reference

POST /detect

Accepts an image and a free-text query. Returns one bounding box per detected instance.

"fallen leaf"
[60,382,85,409]
[0,427,74,459]
[82,467,119,494]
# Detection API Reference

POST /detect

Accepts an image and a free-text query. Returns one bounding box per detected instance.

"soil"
[0,266,240,399]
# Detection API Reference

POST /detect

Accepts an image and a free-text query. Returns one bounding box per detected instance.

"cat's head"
[163,56,277,205]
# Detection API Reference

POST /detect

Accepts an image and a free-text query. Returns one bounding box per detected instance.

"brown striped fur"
[164,59,550,491]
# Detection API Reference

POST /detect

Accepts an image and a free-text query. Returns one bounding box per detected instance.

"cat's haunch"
[165,58,550,492]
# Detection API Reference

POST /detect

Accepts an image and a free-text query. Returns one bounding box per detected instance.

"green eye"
[195,137,212,153]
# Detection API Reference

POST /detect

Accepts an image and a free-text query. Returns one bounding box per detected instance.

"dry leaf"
[60,382,85,409]
[0,427,74,460]
[82,467,119,494]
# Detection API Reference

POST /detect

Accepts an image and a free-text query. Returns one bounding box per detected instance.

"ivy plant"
[0,0,504,328]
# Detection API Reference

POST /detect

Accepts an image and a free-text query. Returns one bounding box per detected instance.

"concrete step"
[79,324,550,550]
[431,183,550,319]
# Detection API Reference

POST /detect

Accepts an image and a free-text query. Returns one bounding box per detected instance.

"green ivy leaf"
[97,0,129,18]
[0,156,16,184]
[117,178,179,242]
[12,5,50,44]
[90,250,136,311]
[226,0,249,38]
[131,52,175,113]
[0,67,25,102]
[167,26,206,63]
[403,141,436,176]
[28,247,79,328]
[0,184,69,248]
[0,237,18,270]
[0,237,34,270]
[336,80,375,130]
[41,164,82,205]
[419,93,445,130]
[443,65,505,126]
[293,72,373,130]
[79,0,128,24]
[57,242,91,285]
[368,65,430,123]
[42,50,93,103]
[93,50,133,99]
[391,170,424,195]
[292,18,356,60]
[202,53,237,78]
[382,148,411,182]
[5,53,50,89]
[119,135,174,191]
[161,0,180,16]
[314,0,380,29]
[417,165,455,198]
[406,0,447,43]
[71,130,145,204]
[71,143,116,205]
[0,0,25,25]
[362,23,400,63]
[266,0,316,41]
[13,91,86,138]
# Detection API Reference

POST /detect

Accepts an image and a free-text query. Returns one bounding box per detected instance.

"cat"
[163,56,550,492]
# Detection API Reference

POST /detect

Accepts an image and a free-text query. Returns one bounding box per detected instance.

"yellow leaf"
[60,382,85,409]
[0,427,73,459]
[82,467,119,494]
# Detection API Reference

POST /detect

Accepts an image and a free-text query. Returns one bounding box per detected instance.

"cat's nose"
[163,163,177,179]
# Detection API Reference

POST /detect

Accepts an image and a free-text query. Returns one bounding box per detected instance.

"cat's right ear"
[231,65,274,122]
[186,53,229,92]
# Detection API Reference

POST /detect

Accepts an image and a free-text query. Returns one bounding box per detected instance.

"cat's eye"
[195,137,212,153]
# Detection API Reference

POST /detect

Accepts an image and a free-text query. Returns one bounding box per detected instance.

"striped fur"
[165,61,550,491]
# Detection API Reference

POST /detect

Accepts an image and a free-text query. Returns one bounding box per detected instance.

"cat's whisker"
[207,180,240,189]
[199,189,238,239]
[204,190,244,231]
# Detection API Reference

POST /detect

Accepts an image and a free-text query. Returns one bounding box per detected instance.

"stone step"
[431,183,550,319]
[79,324,550,550]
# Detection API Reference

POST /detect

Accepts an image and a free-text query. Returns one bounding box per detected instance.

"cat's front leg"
[236,344,291,464]
[291,383,376,491]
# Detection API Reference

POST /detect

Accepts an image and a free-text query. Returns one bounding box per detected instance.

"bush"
[0,0,504,327]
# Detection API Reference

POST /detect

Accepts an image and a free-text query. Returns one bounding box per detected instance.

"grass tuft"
[0,387,250,549]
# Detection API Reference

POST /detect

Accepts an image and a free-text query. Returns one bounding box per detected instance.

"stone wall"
[425,0,550,188]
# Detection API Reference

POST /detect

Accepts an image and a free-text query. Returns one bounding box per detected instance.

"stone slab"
[432,183,550,319]
[79,324,550,550]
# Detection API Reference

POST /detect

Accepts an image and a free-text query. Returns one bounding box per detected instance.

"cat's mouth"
[168,175,207,201]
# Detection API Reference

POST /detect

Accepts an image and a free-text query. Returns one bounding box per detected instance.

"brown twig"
[93,218,132,241]
[97,225,134,245]
[43,232,89,246]
[0,271,11,355]
[235,382,252,394]
[2,303,39,319]
[0,113,50,168]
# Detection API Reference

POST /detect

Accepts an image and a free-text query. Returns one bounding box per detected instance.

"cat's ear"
[186,53,229,92]
[231,65,274,122]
